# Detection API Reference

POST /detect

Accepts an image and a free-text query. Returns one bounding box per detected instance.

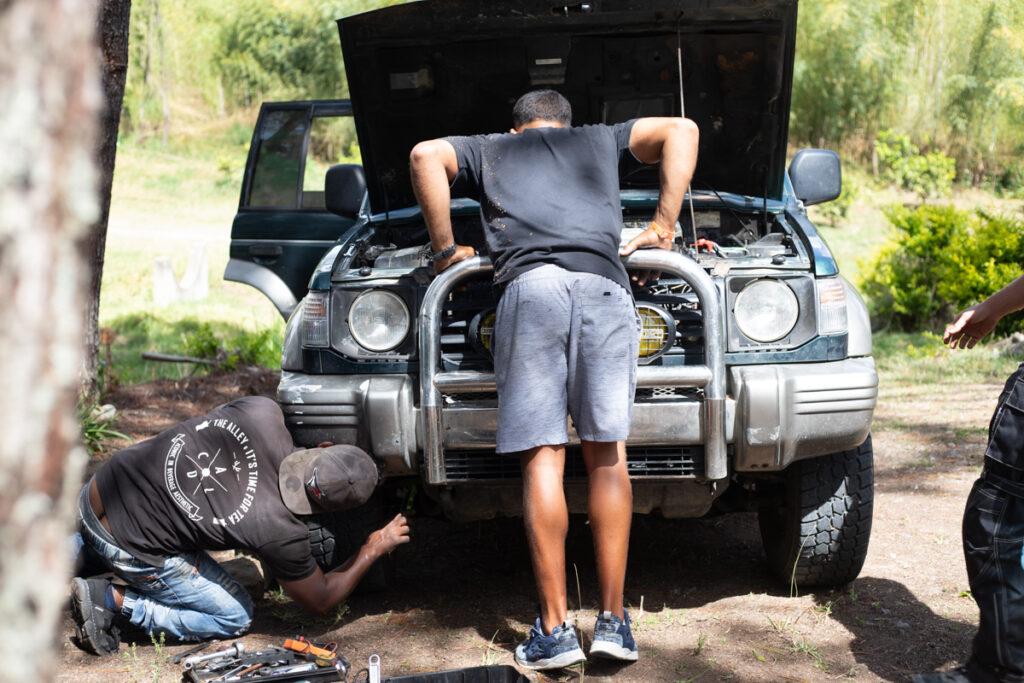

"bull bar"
[419,250,727,485]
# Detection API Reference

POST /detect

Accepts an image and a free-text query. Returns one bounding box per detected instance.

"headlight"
[302,292,330,348]
[348,290,410,352]
[636,304,675,362]
[733,279,799,343]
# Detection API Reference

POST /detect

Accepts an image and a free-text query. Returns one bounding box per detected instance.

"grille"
[634,386,703,402]
[439,276,706,370]
[444,446,706,481]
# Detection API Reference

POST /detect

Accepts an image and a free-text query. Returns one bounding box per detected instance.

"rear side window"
[245,106,357,210]
[248,109,308,208]
[301,116,358,210]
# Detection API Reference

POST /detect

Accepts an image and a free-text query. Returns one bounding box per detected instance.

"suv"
[227,0,878,589]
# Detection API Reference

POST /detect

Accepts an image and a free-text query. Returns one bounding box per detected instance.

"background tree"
[83,0,132,395]
[0,0,101,679]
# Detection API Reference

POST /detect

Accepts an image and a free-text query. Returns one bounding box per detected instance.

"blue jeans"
[76,482,253,641]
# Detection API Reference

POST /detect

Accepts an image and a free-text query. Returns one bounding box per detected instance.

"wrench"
[183,641,245,669]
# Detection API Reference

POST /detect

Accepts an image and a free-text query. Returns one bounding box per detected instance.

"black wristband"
[430,243,457,262]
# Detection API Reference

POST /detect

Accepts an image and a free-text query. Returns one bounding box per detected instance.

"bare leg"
[521,445,568,634]
[581,440,631,618]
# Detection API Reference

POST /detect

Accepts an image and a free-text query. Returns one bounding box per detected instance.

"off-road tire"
[758,435,874,589]
[305,494,392,594]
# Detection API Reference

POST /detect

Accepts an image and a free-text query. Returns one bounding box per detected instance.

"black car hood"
[339,0,797,214]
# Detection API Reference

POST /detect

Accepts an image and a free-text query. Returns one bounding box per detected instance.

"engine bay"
[347,204,813,276]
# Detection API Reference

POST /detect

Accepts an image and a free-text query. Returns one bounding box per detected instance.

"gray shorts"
[493,264,640,454]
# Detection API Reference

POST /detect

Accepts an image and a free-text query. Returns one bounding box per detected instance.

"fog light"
[636,303,675,363]
[470,309,497,357]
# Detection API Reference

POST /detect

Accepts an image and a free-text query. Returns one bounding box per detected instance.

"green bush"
[874,130,956,202]
[183,322,221,360]
[183,322,282,371]
[860,205,1024,335]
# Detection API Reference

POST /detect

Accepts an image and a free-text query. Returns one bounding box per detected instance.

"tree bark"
[82,0,132,395]
[0,0,101,679]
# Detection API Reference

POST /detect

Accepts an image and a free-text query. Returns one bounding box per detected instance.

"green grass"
[99,132,283,387]
[872,330,1019,386]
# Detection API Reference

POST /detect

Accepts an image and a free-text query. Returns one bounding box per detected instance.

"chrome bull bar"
[419,251,727,484]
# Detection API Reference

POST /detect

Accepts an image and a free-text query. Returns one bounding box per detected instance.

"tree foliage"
[120,0,405,139]
[117,0,1024,190]
[874,130,956,202]
[793,0,1024,187]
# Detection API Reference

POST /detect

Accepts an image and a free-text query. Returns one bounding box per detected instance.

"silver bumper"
[278,354,876,476]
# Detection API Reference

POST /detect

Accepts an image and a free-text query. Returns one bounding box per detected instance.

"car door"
[225,100,361,319]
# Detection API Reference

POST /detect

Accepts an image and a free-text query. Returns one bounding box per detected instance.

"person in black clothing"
[70,396,409,656]
[915,273,1024,683]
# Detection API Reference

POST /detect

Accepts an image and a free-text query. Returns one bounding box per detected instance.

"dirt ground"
[56,367,997,682]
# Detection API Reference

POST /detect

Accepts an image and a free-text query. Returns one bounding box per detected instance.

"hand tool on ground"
[171,641,213,664]
[183,641,245,669]
[283,637,337,665]
[369,654,381,683]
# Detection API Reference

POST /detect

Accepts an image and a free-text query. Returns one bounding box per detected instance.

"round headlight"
[636,304,676,362]
[348,290,410,352]
[734,279,799,343]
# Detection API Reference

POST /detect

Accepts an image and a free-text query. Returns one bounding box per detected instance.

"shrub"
[874,130,956,202]
[860,205,1024,336]
[182,323,281,371]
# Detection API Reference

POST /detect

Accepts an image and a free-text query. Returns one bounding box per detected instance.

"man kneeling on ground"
[70,395,409,655]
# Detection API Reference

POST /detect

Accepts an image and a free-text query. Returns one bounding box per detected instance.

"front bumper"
[278,354,876,478]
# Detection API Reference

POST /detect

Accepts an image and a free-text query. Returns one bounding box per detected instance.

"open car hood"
[338,0,797,214]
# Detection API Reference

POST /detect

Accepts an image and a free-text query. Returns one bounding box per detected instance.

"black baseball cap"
[278,445,378,515]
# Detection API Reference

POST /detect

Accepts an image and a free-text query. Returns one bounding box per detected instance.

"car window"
[248,109,308,208]
[301,115,359,210]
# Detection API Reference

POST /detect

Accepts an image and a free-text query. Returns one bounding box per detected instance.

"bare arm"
[619,117,700,284]
[277,513,410,615]
[409,140,476,274]
[944,274,1024,349]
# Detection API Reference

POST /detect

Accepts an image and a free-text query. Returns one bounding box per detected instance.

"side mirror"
[325,164,367,219]
[789,149,841,206]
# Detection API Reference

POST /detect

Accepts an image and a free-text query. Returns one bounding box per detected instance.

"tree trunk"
[0,0,101,679]
[82,0,132,395]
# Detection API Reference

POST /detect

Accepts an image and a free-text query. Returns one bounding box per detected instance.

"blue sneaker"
[590,610,638,662]
[514,618,586,670]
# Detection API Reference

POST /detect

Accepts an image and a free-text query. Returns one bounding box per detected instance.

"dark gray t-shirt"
[96,396,317,581]
[445,120,640,292]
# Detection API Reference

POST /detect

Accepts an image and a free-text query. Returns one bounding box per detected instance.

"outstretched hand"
[433,245,476,275]
[366,513,411,558]
[943,306,997,349]
[619,225,673,286]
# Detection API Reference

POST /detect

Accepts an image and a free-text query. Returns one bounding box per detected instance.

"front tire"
[757,435,874,589]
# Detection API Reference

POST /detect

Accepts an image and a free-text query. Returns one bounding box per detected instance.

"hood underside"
[339,0,797,214]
